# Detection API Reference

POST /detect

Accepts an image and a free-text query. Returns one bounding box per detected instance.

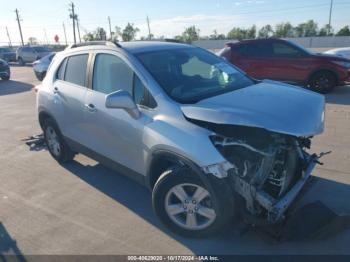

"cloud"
[234,0,265,6]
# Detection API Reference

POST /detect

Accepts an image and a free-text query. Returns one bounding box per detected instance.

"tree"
[227,27,246,40]
[274,22,294,38]
[209,30,226,40]
[83,27,107,41]
[28,37,38,45]
[181,26,200,43]
[227,25,256,40]
[117,23,139,42]
[246,25,256,39]
[318,24,333,36]
[258,24,273,38]
[294,20,318,37]
[336,25,350,36]
[94,27,107,40]
[83,32,94,42]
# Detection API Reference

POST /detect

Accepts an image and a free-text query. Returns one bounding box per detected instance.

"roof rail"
[66,41,122,50]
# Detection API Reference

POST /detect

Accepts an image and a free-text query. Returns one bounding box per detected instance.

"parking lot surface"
[0,66,350,255]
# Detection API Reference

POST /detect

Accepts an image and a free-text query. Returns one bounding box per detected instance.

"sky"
[0,0,349,45]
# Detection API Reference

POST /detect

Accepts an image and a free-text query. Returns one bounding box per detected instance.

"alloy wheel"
[165,183,216,230]
[45,126,61,157]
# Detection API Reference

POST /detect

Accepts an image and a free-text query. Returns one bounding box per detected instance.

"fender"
[38,109,61,130]
[147,150,235,207]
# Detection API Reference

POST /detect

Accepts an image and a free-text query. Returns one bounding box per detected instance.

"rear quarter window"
[56,58,67,80]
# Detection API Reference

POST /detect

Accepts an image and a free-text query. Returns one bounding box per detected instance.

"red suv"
[219,38,350,93]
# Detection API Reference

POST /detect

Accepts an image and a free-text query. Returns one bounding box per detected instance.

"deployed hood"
[181,80,325,137]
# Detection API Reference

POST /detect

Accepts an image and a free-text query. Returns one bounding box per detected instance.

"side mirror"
[105,90,140,119]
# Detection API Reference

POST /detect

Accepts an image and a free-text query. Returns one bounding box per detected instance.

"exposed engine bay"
[189,118,323,223]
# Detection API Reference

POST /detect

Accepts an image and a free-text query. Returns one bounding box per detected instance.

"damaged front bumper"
[251,153,318,222]
[203,151,326,224]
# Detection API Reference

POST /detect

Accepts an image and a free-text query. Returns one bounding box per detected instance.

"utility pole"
[76,17,81,43]
[44,29,49,45]
[63,23,68,46]
[5,26,12,47]
[146,16,151,40]
[69,2,77,44]
[327,0,334,35]
[108,16,113,40]
[15,9,24,46]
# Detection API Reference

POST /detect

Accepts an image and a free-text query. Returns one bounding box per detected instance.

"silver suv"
[36,41,326,237]
[16,46,51,65]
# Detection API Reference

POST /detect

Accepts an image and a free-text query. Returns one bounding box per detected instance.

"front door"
[83,52,153,175]
[263,41,311,82]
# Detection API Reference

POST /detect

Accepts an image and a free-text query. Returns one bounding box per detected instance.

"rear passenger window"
[64,54,88,86]
[237,43,270,57]
[93,54,134,95]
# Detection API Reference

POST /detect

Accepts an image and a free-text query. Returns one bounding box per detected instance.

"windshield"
[136,47,254,103]
[33,46,50,52]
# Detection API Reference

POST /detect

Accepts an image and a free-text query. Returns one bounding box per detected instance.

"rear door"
[52,53,89,143]
[231,42,272,79]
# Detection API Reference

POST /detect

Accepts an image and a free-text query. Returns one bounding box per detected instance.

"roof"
[119,41,193,54]
[226,38,286,46]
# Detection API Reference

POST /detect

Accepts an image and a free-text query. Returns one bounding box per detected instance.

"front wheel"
[152,167,233,237]
[18,57,25,66]
[308,71,336,94]
[1,75,10,80]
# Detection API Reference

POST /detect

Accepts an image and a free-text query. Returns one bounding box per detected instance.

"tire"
[18,57,25,66]
[1,75,10,81]
[308,71,336,94]
[152,166,233,237]
[43,118,75,163]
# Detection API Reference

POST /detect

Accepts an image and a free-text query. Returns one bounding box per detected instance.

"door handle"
[85,103,97,112]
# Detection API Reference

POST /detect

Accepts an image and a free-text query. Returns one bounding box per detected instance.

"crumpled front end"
[196,122,324,223]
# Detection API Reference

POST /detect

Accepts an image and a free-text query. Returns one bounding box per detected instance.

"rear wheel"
[152,167,233,237]
[308,71,336,94]
[43,118,75,163]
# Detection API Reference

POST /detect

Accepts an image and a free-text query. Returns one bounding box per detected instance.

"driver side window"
[93,54,134,95]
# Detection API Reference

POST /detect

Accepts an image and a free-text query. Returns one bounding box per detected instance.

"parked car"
[36,41,325,237]
[0,58,10,80]
[219,38,350,93]
[33,53,55,81]
[16,46,52,66]
[0,47,16,62]
[324,47,350,60]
